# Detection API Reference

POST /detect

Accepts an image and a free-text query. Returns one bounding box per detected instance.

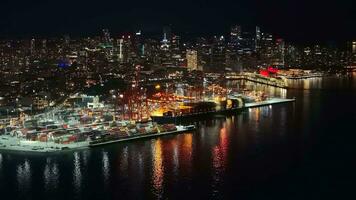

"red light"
[267,66,278,74]
[260,69,269,77]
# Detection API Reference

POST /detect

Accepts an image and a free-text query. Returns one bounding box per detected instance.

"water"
[1,75,356,200]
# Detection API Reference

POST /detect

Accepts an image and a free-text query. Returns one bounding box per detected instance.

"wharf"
[0,136,89,153]
[285,75,325,79]
[151,98,296,123]
[244,98,296,108]
[0,126,195,153]
[89,125,195,147]
[0,98,294,153]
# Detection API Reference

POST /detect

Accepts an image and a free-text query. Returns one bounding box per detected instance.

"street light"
[112,95,117,120]
[15,98,19,118]
[118,94,124,120]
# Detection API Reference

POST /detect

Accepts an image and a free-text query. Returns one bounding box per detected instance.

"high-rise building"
[161,27,172,51]
[186,50,199,71]
[64,35,70,46]
[255,26,261,51]
[30,38,35,55]
[102,29,111,44]
[163,26,172,42]
[118,39,124,62]
[352,41,356,54]
[41,39,47,55]
[260,32,274,65]
[171,35,181,51]
[274,38,285,66]
[134,30,142,56]
[230,25,242,51]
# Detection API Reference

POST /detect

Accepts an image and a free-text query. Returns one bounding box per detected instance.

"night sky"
[0,0,355,42]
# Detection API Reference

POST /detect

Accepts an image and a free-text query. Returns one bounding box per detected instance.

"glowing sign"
[58,60,71,69]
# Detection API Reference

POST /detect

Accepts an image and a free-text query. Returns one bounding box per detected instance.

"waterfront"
[0,74,355,199]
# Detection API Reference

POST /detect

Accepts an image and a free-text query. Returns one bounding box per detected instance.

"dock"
[89,125,195,147]
[0,136,89,153]
[151,97,296,123]
[244,98,296,108]
[0,126,196,153]
[0,97,295,154]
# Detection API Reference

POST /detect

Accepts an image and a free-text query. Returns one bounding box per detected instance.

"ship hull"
[151,107,243,124]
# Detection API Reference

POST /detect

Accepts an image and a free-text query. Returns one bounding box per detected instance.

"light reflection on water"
[119,146,128,176]
[228,80,288,98]
[172,141,179,177]
[211,119,230,198]
[0,154,2,172]
[73,152,82,195]
[151,139,164,199]
[81,150,90,168]
[102,151,110,184]
[288,77,323,89]
[17,159,31,193]
[44,158,59,191]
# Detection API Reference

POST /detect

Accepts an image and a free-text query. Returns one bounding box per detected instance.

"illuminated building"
[230,25,242,51]
[186,50,199,71]
[118,39,124,62]
[33,95,49,110]
[163,26,172,42]
[41,39,47,55]
[255,26,261,51]
[30,38,35,55]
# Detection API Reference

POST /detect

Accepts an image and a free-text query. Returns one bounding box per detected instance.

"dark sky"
[0,0,355,42]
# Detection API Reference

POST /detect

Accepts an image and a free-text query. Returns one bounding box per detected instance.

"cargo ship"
[89,124,196,147]
[151,98,245,123]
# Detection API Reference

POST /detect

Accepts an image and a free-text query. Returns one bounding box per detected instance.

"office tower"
[230,25,242,51]
[30,38,35,55]
[275,38,285,66]
[102,29,111,44]
[186,50,199,71]
[118,39,124,62]
[255,26,261,51]
[64,35,70,46]
[134,30,144,56]
[163,26,172,42]
[41,39,47,54]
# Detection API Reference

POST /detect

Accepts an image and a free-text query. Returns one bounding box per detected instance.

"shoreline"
[0,98,295,154]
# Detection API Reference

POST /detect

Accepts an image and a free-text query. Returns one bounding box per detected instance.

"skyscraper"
[102,29,111,44]
[118,39,124,62]
[186,50,199,71]
[30,38,35,55]
[41,39,47,55]
[255,26,261,51]
[163,26,172,42]
[230,25,242,51]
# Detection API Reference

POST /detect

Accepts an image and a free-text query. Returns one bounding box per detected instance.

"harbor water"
[0,74,355,199]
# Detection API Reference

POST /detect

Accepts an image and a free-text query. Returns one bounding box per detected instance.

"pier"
[225,73,288,89]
